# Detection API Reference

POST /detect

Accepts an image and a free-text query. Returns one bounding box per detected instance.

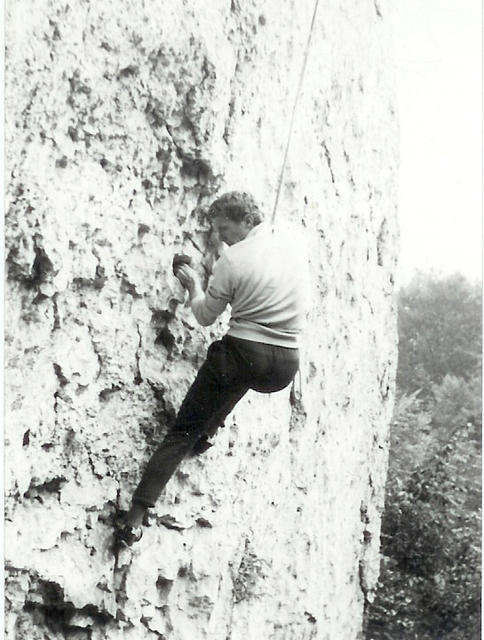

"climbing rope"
[271,0,320,227]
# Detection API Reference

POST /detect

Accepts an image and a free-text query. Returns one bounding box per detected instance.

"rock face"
[5,1,398,638]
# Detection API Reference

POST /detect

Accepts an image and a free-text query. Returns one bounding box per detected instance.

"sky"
[391,0,482,285]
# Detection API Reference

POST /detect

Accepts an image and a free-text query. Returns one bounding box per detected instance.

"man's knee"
[189,435,214,457]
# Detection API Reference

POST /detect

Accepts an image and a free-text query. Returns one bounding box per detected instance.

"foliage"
[368,422,481,639]
[397,272,481,398]
[431,373,482,446]
[367,273,482,640]
[388,391,433,481]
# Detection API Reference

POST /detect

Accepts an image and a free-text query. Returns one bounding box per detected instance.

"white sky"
[392,0,482,285]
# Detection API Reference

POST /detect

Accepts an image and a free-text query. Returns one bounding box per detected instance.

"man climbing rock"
[114,191,310,548]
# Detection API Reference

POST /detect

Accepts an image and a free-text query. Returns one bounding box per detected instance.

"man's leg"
[117,338,298,538]
[129,340,250,514]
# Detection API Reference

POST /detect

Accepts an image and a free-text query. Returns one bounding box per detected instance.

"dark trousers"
[132,335,299,507]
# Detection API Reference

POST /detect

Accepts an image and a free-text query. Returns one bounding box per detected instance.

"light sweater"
[191,223,309,348]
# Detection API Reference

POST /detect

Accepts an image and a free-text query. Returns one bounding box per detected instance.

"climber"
[113,191,310,548]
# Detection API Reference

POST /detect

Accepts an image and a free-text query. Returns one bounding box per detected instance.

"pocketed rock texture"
[5,1,398,639]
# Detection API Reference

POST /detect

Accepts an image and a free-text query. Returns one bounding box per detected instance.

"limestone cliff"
[5,1,398,638]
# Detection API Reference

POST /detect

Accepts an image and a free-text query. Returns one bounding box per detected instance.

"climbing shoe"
[113,522,143,551]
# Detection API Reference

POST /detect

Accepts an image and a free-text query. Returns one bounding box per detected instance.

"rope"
[271,0,320,227]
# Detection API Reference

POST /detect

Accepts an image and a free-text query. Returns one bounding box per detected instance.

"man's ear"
[244,213,254,227]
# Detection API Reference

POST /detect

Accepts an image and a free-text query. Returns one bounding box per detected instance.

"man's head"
[207,191,264,245]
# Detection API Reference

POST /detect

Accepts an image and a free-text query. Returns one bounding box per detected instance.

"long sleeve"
[191,254,234,326]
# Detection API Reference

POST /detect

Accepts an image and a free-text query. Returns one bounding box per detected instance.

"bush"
[367,273,481,640]
[368,421,481,640]
[397,273,481,398]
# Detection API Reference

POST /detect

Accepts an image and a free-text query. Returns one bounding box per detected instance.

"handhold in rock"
[155,326,176,351]
[159,514,187,531]
[196,517,213,529]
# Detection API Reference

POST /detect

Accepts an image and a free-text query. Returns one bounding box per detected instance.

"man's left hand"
[175,264,198,295]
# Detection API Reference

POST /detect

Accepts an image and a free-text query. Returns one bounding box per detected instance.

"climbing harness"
[271,0,320,227]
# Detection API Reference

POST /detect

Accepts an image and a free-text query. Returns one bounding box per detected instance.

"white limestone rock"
[5,0,398,638]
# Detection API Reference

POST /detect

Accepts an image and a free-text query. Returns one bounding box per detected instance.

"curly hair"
[207,191,264,225]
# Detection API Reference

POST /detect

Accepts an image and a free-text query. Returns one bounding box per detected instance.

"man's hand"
[175,264,201,299]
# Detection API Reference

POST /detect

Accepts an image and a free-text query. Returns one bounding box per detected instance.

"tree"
[368,419,481,640]
[397,272,481,398]
[367,273,482,640]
